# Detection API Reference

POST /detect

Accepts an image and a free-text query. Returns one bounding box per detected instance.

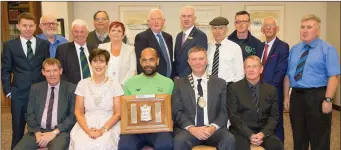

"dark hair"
[235,10,250,21]
[109,21,125,35]
[89,48,110,64]
[42,58,61,70]
[93,10,109,20]
[188,46,207,57]
[17,12,35,24]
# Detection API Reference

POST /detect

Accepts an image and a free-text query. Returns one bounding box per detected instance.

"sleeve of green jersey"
[168,81,174,94]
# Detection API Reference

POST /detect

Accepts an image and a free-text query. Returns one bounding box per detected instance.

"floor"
[1,108,340,150]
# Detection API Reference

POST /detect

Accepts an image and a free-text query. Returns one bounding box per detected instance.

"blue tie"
[156,33,171,77]
[80,47,91,79]
[294,45,311,81]
[251,85,260,120]
[196,79,204,126]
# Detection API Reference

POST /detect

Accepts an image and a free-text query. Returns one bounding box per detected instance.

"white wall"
[72,1,327,47]
[326,2,340,106]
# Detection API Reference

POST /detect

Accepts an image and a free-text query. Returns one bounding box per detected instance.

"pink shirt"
[41,82,60,129]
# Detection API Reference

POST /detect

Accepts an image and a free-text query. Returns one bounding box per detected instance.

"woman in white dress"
[69,48,123,150]
[98,21,136,85]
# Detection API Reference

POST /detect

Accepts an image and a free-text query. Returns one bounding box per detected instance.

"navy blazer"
[1,37,50,100]
[174,26,208,77]
[134,28,173,77]
[262,37,289,88]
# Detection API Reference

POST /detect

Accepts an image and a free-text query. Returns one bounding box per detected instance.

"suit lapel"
[259,83,267,109]
[242,79,255,108]
[181,27,196,50]
[57,81,66,123]
[14,38,28,60]
[39,81,49,119]
[185,78,197,107]
[69,42,81,80]
[207,77,214,120]
[264,37,279,67]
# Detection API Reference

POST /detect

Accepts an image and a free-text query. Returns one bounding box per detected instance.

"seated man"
[118,48,174,150]
[172,46,236,150]
[227,55,283,150]
[14,58,76,150]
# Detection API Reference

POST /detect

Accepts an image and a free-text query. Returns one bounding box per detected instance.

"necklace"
[88,77,111,106]
[91,76,108,86]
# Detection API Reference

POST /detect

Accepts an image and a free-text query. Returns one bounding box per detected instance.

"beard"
[142,65,157,76]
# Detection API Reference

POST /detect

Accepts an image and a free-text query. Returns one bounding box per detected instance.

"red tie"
[262,44,269,66]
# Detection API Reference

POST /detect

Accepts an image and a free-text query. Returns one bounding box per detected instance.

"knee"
[154,138,173,150]
[221,133,236,146]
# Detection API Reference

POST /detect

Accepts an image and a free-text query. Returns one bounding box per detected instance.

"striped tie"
[26,40,34,65]
[294,45,311,81]
[46,87,55,129]
[196,79,204,126]
[80,47,91,79]
[156,33,172,77]
[251,85,260,120]
[211,43,221,77]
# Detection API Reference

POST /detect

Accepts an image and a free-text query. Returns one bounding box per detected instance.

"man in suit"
[173,5,208,78]
[87,10,127,47]
[134,8,173,78]
[1,12,50,149]
[172,46,235,150]
[260,17,289,142]
[228,11,263,60]
[228,55,283,150]
[36,14,68,58]
[14,58,76,150]
[55,19,96,84]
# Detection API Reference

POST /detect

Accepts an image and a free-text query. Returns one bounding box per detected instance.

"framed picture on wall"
[245,5,285,42]
[8,9,20,24]
[56,18,65,37]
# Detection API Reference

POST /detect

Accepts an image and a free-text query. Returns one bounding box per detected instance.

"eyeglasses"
[263,24,276,28]
[41,22,59,27]
[234,20,249,25]
[149,18,163,22]
[95,18,108,22]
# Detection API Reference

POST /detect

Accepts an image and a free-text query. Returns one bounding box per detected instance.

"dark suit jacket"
[87,30,128,48]
[134,28,173,77]
[1,37,50,100]
[55,42,96,84]
[227,78,279,139]
[173,27,208,77]
[25,80,76,133]
[172,75,228,130]
[262,37,289,88]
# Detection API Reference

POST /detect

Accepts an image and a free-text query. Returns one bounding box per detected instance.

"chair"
[191,145,265,150]
[37,148,48,150]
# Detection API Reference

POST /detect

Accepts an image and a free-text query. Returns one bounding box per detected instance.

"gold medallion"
[198,97,206,108]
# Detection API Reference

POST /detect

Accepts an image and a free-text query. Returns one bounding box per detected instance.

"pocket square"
[269,54,277,58]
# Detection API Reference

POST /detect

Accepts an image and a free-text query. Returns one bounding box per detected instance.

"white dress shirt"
[185,73,219,130]
[261,37,276,62]
[74,42,93,79]
[207,38,244,83]
[20,36,36,56]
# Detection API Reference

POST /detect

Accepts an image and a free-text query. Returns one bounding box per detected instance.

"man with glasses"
[37,14,68,58]
[228,11,263,60]
[87,10,127,47]
[260,17,289,142]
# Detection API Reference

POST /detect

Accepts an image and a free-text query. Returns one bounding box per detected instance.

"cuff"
[209,123,220,130]
[185,125,194,131]
[6,93,11,98]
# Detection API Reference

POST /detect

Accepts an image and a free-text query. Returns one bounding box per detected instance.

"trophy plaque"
[120,94,173,134]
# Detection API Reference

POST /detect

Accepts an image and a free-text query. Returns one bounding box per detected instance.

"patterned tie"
[211,43,221,77]
[156,33,172,77]
[46,87,55,129]
[181,32,186,47]
[196,79,204,126]
[26,40,34,65]
[251,85,260,120]
[294,45,311,81]
[80,47,91,79]
[262,44,269,66]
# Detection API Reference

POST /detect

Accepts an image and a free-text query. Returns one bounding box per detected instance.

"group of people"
[1,4,339,150]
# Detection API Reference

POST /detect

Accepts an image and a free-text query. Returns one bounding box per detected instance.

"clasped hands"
[35,131,56,148]
[188,126,216,140]
[86,128,105,139]
[250,132,264,146]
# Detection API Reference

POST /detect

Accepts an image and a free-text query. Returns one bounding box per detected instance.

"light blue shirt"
[36,34,68,58]
[286,38,340,88]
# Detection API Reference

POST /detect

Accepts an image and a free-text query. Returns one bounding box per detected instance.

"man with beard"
[118,47,174,150]
[36,14,68,58]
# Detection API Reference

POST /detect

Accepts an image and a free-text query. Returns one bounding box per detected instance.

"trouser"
[11,98,28,149]
[118,132,173,150]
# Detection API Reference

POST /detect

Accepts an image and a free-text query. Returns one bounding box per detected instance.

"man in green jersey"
[118,47,174,150]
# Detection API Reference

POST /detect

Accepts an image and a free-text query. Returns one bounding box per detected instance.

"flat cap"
[209,17,229,26]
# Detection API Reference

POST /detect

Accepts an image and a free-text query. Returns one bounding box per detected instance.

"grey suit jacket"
[172,75,228,129]
[25,80,76,133]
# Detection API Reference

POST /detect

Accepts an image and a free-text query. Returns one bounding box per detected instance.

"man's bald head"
[39,14,58,38]
[140,48,159,76]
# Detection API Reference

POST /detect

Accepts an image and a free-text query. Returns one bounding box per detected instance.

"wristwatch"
[325,97,333,102]
[52,130,59,135]
[102,127,108,132]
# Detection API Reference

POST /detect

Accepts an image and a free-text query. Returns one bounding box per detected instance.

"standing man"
[134,8,173,78]
[172,46,236,150]
[228,55,283,150]
[228,11,263,60]
[284,14,340,150]
[260,17,289,142]
[1,12,50,149]
[55,19,96,84]
[118,48,174,150]
[173,5,208,78]
[14,58,76,150]
[207,16,244,86]
[37,14,68,58]
[87,10,127,47]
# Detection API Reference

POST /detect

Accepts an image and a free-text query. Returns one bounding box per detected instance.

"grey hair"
[71,19,89,30]
[40,14,57,24]
[180,5,196,16]
[262,16,278,26]
[148,8,164,20]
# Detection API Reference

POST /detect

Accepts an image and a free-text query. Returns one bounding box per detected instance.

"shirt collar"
[265,36,276,47]
[152,31,162,36]
[38,34,60,43]
[304,37,320,48]
[183,25,194,35]
[215,38,228,45]
[247,80,259,88]
[95,30,108,38]
[48,81,60,91]
[74,42,87,50]
[192,73,207,83]
[20,36,36,44]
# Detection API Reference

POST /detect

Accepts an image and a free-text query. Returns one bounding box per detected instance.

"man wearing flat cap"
[207,17,244,88]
